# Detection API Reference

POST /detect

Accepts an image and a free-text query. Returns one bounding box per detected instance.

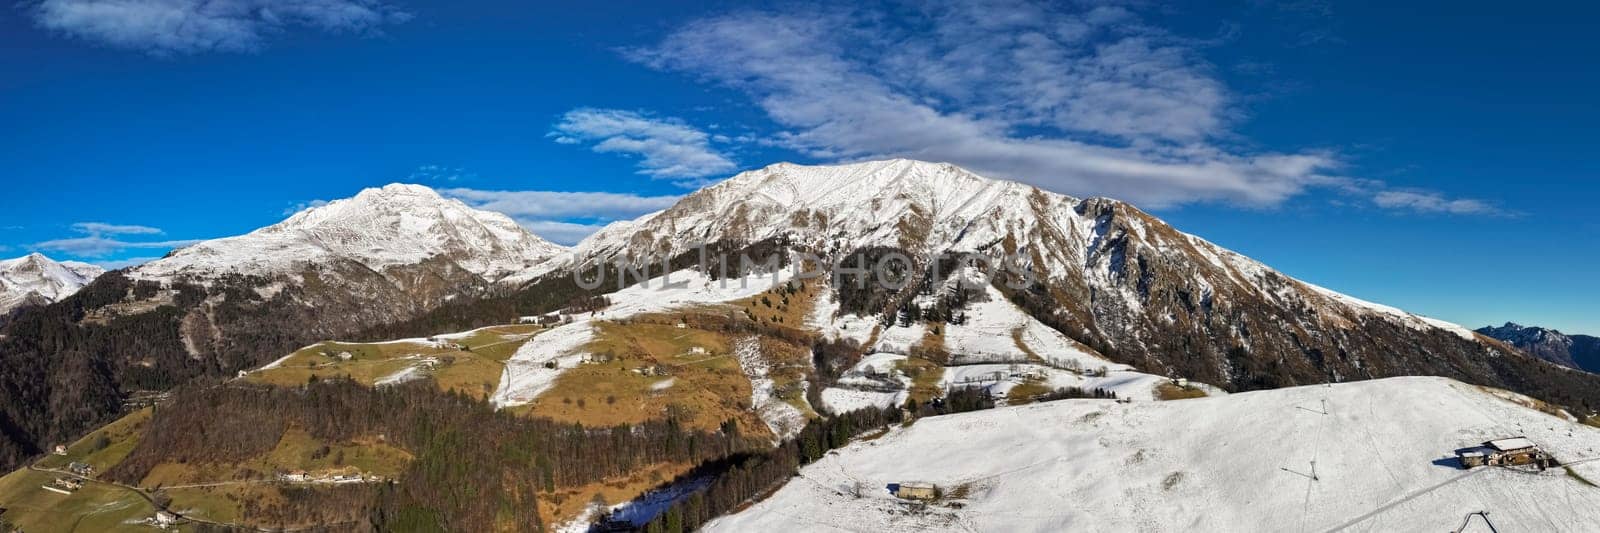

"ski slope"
[707,376,1600,532]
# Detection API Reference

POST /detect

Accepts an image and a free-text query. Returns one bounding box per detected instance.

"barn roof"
[1486,437,1537,451]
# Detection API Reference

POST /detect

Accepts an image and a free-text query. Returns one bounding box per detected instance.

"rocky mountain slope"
[0,253,103,315]
[1478,322,1600,373]
[0,184,563,472]
[550,159,1600,411]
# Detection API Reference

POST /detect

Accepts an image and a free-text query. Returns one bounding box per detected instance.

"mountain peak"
[135,182,563,282]
[1,253,104,314]
[361,182,445,200]
[572,158,1064,258]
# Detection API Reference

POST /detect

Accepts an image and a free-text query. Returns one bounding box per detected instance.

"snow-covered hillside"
[491,268,802,408]
[0,253,104,314]
[709,377,1600,533]
[134,183,563,283]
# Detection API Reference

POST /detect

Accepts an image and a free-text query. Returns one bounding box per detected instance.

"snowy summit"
[133,183,564,283]
[0,252,104,314]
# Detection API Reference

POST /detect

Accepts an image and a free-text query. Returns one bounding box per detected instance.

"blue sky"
[1,1,1595,334]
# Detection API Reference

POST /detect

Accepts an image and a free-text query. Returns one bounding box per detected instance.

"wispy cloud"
[71,222,162,235]
[26,0,412,55]
[34,235,203,257]
[550,108,737,181]
[92,256,162,270]
[442,187,681,245]
[409,165,477,182]
[282,199,330,216]
[512,220,609,246]
[1372,190,1509,216]
[32,221,202,257]
[441,188,680,220]
[626,2,1491,214]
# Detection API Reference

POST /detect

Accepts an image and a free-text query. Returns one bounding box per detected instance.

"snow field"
[708,377,1600,533]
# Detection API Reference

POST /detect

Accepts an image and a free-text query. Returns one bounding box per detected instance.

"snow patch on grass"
[733,336,808,441]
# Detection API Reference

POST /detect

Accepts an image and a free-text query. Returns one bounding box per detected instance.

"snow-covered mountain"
[552,159,1578,400]
[106,182,569,368]
[0,183,567,471]
[1478,322,1600,372]
[0,253,104,314]
[136,183,562,283]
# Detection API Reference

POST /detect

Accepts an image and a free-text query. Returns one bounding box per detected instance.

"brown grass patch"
[526,321,768,435]
[1155,382,1208,401]
[909,324,951,365]
[728,278,821,329]
[896,357,945,405]
[1004,378,1053,405]
[138,427,411,488]
[246,325,544,400]
[1009,327,1048,364]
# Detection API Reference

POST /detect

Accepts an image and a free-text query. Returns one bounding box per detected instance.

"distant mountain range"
[1477,322,1600,373]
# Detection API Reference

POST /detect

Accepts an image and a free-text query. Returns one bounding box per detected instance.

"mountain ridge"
[555,159,1530,394]
[1477,322,1600,372]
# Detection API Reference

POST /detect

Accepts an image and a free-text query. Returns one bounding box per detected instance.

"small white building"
[894,482,939,500]
[689,346,708,355]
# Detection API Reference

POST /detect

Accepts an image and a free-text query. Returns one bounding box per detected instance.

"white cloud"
[32,221,203,257]
[627,2,1493,213]
[92,256,162,270]
[282,199,330,216]
[27,0,411,55]
[442,187,681,244]
[71,222,162,235]
[441,188,680,220]
[34,235,203,257]
[550,108,737,180]
[410,165,477,182]
[513,220,608,246]
[1372,190,1507,216]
